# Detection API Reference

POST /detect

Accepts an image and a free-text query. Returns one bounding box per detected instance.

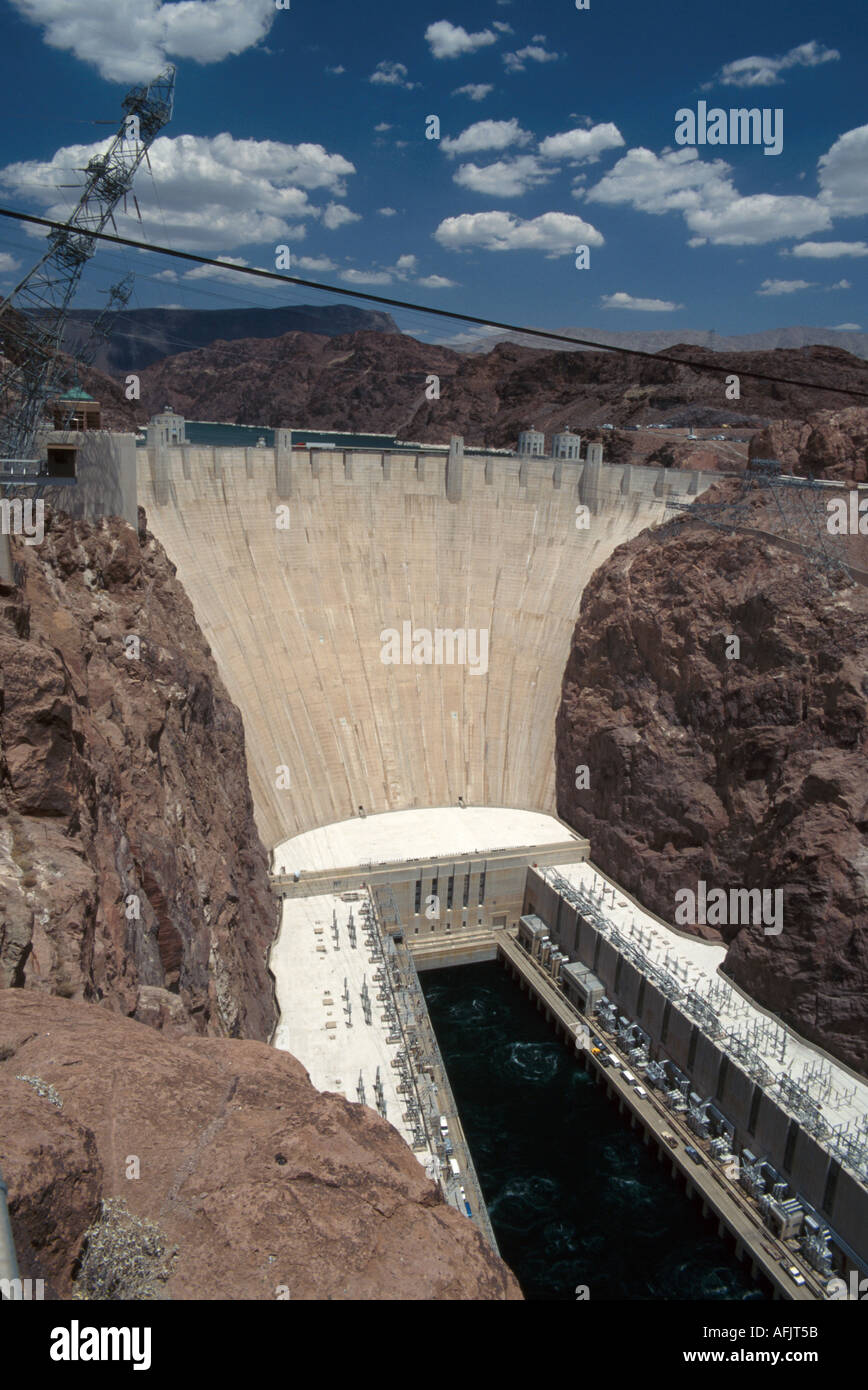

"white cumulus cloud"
[417,273,457,288]
[503,43,560,73]
[453,155,551,197]
[183,255,248,279]
[293,255,337,273]
[425,20,497,59]
[538,123,625,164]
[434,210,603,256]
[441,117,532,157]
[587,144,835,245]
[369,60,417,89]
[322,202,360,230]
[817,125,868,217]
[587,147,735,215]
[686,193,832,245]
[757,278,815,295]
[788,239,868,258]
[452,83,494,101]
[0,132,356,252]
[339,267,394,285]
[713,40,840,88]
[600,291,683,311]
[9,0,277,83]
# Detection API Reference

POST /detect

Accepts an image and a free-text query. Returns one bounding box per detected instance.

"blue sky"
[0,0,865,345]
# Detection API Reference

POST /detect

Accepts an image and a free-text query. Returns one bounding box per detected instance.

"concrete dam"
[129,434,868,1291]
[137,438,708,848]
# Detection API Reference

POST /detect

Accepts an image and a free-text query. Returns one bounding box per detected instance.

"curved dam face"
[137,442,709,848]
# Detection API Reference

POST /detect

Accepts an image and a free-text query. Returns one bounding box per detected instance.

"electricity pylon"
[0,66,175,470]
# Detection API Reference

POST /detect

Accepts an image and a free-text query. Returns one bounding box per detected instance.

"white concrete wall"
[137,445,709,848]
[42,431,138,528]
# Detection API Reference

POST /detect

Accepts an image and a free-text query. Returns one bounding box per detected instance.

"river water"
[422,960,766,1301]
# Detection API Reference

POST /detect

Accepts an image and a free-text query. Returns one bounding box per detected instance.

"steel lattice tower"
[0,66,175,469]
[663,458,854,587]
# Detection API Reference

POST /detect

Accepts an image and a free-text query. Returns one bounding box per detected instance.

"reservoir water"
[422,960,767,1301]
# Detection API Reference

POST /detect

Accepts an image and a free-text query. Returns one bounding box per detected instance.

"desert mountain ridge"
[120,331,868,460]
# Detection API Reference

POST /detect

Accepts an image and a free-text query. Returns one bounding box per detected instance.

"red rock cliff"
[749,407,868,483]
[556,522,868,1076]
[0,508,277,1040]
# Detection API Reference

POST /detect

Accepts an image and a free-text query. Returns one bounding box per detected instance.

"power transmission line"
[1,204,868,401]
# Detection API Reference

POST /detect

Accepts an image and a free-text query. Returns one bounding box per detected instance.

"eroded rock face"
[749,407,868,483]
[0,992,521,1300]
[135,333,868,447]
[0,509,277,1041]
[556,524,868,1075]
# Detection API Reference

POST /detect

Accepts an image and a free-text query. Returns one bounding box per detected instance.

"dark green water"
[422,960,767,1302]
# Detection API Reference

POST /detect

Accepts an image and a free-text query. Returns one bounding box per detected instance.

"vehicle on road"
[685,1145,704,1165]
[780,1260,806,1286]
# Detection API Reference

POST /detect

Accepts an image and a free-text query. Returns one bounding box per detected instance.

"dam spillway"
[136,441,711,848]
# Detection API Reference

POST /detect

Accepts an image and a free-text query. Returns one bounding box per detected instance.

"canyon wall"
[0,509,277,1040]
[556,521,868,1075]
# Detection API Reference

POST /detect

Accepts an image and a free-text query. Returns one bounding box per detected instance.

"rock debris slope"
[0,992,521,1300]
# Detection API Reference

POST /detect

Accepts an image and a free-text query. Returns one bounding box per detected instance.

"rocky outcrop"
[133,333,868,450]
[749,407,868,482]
[0,991,521,1300]
[0,509,277,1040]
[556,521,868,1075]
